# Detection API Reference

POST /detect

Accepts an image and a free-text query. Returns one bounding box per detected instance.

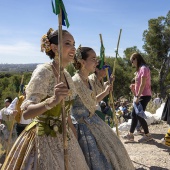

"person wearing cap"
[88,60,113,122]
[0,97,17,154]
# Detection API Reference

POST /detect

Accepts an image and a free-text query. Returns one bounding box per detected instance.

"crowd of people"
[0,97,17,153]
[0,86,32,158]
[0,28,169,170]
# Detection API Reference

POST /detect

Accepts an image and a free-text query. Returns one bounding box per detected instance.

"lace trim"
[21,63,76,110]
[72,73,96,115]
[89,73,104,96]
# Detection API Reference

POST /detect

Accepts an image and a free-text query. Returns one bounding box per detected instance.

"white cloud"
[0,41,51,64]
[0,40,125,64]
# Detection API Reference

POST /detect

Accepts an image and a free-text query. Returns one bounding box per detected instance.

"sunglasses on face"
[131,58,136,63]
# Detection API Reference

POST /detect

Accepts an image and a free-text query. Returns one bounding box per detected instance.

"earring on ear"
[54,51,59,63]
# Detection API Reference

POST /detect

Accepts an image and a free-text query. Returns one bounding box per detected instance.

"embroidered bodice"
[88,73,105,96]
[72,73,97,116]
[21,63,76,136]
[21,63,75,110]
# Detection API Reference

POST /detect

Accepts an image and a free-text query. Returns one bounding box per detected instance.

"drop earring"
[54,51,59,63]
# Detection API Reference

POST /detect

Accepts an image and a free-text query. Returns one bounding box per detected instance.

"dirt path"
[0,122,169,169]
[121,122,170,170]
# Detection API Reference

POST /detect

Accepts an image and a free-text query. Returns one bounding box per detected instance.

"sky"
[0,0,170,64]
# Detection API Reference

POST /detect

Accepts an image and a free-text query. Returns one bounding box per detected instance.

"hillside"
[0,63,39,72]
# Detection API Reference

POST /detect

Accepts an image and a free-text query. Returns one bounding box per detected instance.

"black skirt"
[161,95,170,125]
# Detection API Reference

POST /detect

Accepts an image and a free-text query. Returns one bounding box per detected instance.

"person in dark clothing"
[161,95,170,124]
[161,95,170,146]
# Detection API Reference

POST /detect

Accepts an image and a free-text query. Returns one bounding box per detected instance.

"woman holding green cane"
[71,46,135,170]
[1,28,89,170]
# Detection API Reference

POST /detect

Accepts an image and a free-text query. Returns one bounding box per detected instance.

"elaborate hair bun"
[73,45,82,70]
[41,34,51,53]
[75,45,82,61]
[41,28,56,53]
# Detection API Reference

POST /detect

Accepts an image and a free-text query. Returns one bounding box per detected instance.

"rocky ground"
[0,122,169,169]
[121,122,170,170]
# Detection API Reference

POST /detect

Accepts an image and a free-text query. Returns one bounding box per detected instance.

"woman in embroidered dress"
[71,46,135,170]
[88,60,108,121]
[1,29,89,170]
[88,60,106,96]
[88,61,114,122]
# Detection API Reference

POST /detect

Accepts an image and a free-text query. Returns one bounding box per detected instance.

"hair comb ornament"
[75,44,82,61]
[41,34,51,53]
[41,28,55,53]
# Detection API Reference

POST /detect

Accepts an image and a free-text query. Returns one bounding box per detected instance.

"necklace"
[51,62,60,82]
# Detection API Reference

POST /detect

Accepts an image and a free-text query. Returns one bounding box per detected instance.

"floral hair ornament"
[41,28,54,53]
[75,44,82,61]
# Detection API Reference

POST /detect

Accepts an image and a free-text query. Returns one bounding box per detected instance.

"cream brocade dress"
[1,63,89,170]
[71,73,135,170]
[88,73,104,96]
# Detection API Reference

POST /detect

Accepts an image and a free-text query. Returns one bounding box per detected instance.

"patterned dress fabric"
[88,73,104,96]
[1,63,89,170]
[71,73,135,170]
[0,108,17,154]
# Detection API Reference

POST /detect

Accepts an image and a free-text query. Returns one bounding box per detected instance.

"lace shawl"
[88,73,105,96]
[21,63,76,110]
[72,73,96,115]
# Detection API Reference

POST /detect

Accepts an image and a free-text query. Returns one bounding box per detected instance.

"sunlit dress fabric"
[71,73,135,170]
[1,63,89,170]
[0,109,17,154]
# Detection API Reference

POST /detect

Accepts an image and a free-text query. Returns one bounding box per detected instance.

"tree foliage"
[143,11,170,97]
[0,72,31,109]
[104,57,134,100]
[1,11,170,110]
